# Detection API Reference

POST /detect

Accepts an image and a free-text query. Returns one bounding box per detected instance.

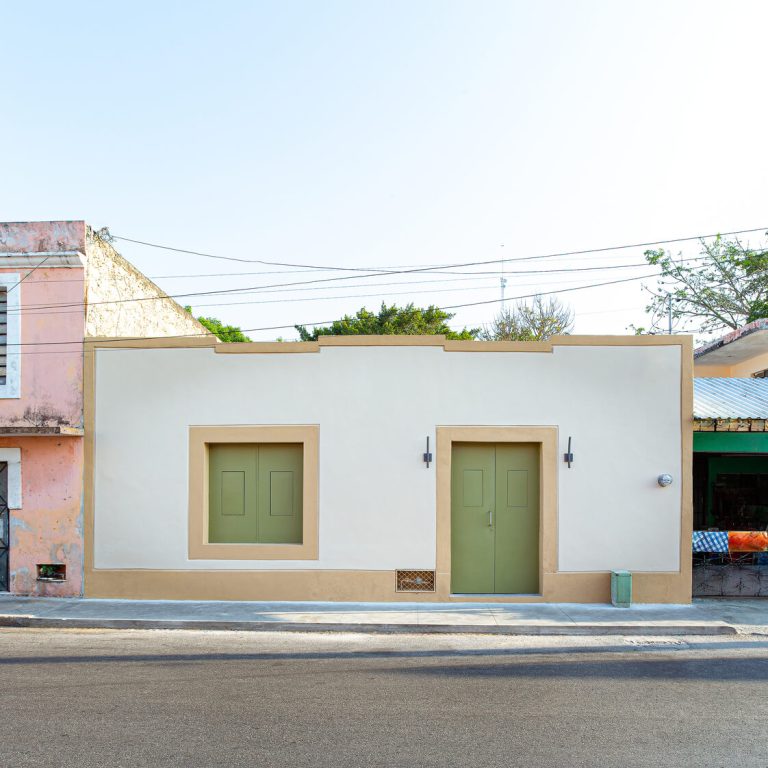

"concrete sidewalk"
[1,595,767,635]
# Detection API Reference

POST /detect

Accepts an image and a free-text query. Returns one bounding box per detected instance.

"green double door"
[209,443,303,544]
[451,443,539,594]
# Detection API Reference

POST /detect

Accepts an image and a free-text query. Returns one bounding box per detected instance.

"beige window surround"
[188,425,319,560]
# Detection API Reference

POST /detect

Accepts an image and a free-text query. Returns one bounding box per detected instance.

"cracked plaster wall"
[3,437,84,596]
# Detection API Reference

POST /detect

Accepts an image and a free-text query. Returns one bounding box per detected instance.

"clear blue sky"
[3,1,767,339]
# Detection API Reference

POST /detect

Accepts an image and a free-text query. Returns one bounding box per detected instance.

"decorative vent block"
[396,569,435,592]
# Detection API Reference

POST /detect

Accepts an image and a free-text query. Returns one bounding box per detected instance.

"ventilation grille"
[396,569,435,592]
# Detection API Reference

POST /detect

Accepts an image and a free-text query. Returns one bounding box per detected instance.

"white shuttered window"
[0,275,20,398]
[0,287,7,384]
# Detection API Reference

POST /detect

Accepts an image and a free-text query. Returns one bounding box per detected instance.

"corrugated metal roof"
[694,377,768,419]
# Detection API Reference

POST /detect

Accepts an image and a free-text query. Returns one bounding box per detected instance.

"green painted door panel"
[221,471,246,515]
[451,442,540,594]
[209,445,257,543]
[451,444,495,593]
[257,444,303,543]
[494,443,539,594]
[269,471,294,516]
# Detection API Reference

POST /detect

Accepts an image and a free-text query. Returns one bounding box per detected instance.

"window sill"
[188,541,318,560]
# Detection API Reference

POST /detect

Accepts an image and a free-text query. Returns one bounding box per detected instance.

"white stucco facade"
[91,340,685,587]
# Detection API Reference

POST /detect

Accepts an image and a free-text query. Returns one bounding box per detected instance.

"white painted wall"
[93,343,682,573]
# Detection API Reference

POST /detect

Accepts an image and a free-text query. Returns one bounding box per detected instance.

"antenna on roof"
[500,244,507,308]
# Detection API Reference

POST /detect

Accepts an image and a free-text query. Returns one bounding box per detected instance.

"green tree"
[184,306,252,342]
[641,235,768,334]
[480,296,574,341]
[295,303,478,341]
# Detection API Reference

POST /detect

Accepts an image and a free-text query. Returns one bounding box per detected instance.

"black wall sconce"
[423,436,432,468]
[563,436,574,468]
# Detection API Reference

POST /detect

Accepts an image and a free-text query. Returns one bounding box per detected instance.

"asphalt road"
[2,628,767,768]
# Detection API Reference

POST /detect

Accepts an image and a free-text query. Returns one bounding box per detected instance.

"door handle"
[488,509,493,527]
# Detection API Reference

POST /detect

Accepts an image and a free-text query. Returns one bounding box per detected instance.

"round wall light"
[657,474,673,487]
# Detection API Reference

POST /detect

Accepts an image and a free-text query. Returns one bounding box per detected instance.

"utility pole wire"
[6,253,55,294]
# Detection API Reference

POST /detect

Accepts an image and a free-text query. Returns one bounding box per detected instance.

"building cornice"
[0,251,85,267]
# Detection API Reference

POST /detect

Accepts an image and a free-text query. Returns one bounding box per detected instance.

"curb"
[0,615,739,636]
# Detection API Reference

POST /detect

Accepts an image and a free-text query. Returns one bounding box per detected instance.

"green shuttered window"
[209,443,303,544]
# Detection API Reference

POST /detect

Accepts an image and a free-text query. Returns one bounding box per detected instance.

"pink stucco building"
[0,221,208,595]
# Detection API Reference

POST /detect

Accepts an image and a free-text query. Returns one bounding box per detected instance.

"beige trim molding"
[680,334,694,602]
[83,569,688,603]
[188,425,319,560]
[435,426,557,598]
[85,332,692,355]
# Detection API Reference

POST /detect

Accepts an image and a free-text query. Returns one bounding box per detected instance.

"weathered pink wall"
[1,437,84,596]
[0,221,85,254]
[0,268,85,428]
[0,257,86,595]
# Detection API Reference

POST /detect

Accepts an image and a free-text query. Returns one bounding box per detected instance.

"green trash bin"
[611,570,632,607]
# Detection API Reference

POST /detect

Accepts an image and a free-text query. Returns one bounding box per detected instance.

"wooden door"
[494,443,539,594]
[451,443,539,594]
[451,444,495,593]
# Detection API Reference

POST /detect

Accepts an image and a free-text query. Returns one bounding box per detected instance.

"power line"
[0,256,676,285]
[56,223,768,309]
[145,253,670,279]
[0,268,631,319]
[145,258,675,280]
[9,224,762,315]
[5,225,761,316]
[112,225,767,271]
[0,270,662,348]
[8,222,763,342]
[440,272,658,311]
[5,280,500,319]
[3,253,708,317]
[113,235,406,272]
[4,257,660,285]
[154,272,661,312]
[7,253,56,294]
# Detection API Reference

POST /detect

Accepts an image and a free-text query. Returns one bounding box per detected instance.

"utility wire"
[112,225,768,271]
[9,225,758,314]
[6,253,56,294]
[2,256,690,285]
[8,221,762,343]
[7,255,660,286]
[146,258,684,280]
[3,253,709,317]
[0,270,662,347]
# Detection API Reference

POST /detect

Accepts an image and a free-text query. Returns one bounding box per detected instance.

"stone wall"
[84,228,211,339]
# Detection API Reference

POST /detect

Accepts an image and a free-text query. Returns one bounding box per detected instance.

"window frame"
[0,448,22,508]
[188,425,319,560]
[0,274,21,399]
